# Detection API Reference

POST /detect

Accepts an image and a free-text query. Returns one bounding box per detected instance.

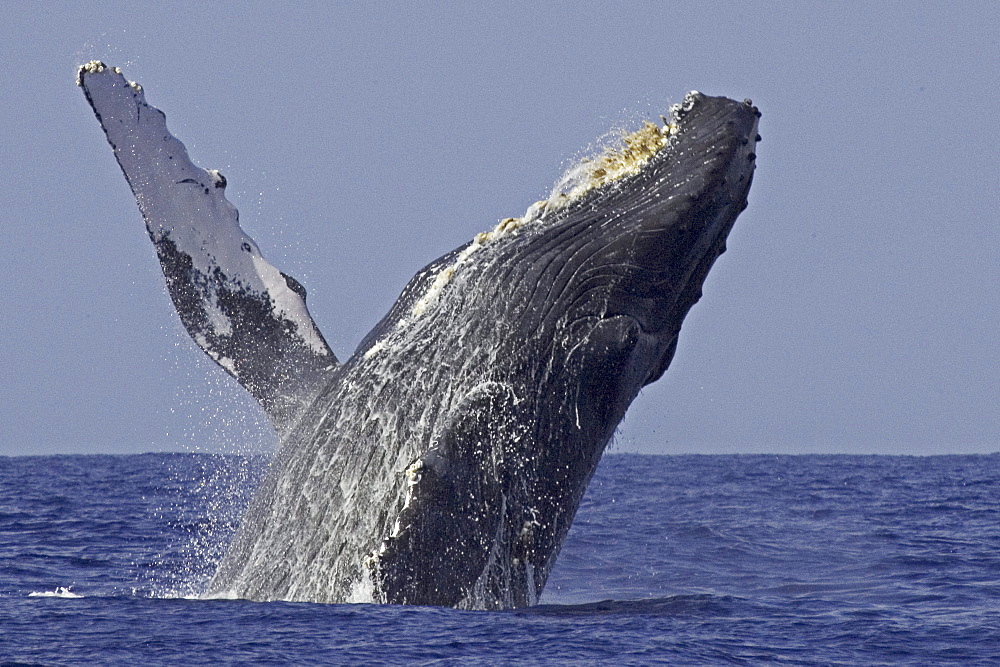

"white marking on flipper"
[78,62,338,430]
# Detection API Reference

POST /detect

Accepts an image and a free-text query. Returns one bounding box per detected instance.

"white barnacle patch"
[402,458,424,511]
[409,213,522,318]
[546,119,676,209]
[359,113,681,360]
[362,338,387,359]
[76,60,106,85]
[383,458,426,541]
[410,263,458,319]
[408,118,677,322]
[363,538,390,575]
[404,212,532,324]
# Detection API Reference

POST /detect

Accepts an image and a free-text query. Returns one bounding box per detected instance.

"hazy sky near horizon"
[2,2,997,456]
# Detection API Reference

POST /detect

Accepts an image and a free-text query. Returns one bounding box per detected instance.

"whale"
[78,61,759,609]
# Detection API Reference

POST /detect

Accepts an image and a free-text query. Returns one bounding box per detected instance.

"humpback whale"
[78,61,759,609]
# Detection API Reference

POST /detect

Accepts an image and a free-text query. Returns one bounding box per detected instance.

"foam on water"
[28,587,83,599]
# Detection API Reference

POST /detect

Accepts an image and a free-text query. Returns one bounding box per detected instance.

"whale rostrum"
[79,61,760,609]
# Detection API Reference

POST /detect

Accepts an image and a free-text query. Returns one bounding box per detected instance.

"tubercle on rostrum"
[362,95,707,360]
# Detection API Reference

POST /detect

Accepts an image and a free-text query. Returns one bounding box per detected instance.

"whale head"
[338,92,761,608]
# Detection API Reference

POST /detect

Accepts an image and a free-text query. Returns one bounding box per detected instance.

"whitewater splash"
[79,62,759,608]
[29,587,83,599]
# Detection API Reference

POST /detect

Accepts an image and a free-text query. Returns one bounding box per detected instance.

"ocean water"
[2,453,999,665]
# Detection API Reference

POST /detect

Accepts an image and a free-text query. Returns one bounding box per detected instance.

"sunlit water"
[2,453,999,664]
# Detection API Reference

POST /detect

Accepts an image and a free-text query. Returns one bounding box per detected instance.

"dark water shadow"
[521,593,740,618]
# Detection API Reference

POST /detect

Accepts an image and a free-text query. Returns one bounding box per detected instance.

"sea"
[2,452,999,665]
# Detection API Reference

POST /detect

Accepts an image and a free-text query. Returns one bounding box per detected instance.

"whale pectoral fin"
[375,383,521,606]
[78,62,337,432]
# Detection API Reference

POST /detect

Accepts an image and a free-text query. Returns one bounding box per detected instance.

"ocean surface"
[2,452,999,665]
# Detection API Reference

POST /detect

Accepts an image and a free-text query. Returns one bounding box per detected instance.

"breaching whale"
[78,61,759,609]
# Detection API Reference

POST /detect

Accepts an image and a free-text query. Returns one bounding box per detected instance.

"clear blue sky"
[2,2,997,455]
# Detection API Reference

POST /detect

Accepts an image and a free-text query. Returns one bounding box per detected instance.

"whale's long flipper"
[78,62,337,432]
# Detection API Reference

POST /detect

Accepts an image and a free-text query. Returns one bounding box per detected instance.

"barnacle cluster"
[365,115,680,355]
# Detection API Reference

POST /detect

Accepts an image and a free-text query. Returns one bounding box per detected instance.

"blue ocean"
[2,452,999,665]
